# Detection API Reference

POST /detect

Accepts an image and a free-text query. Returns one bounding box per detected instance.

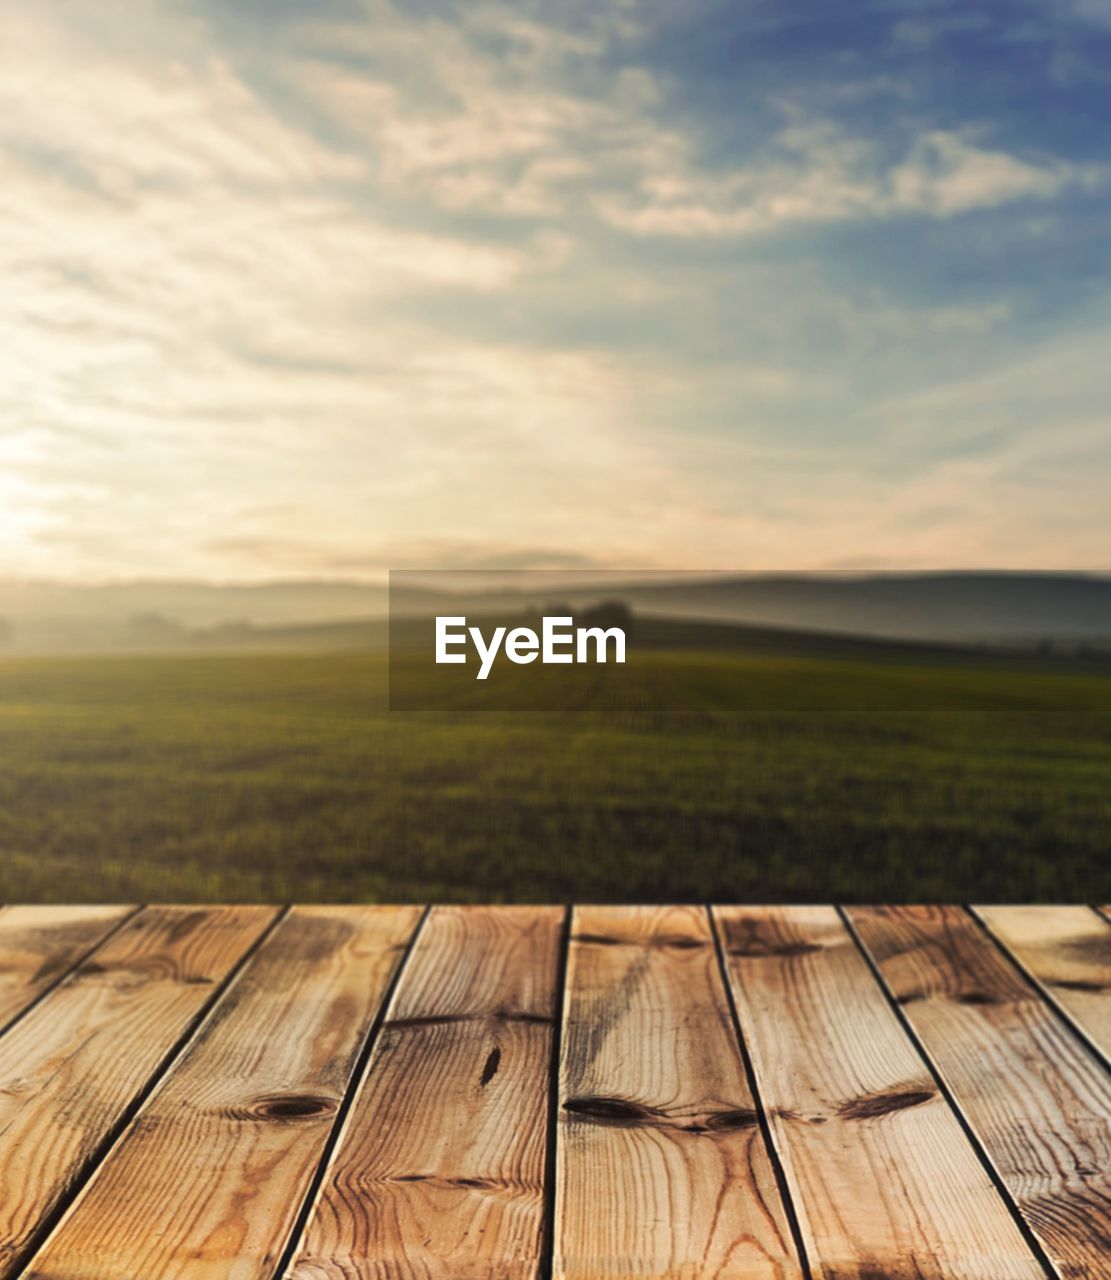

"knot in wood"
[232,1093,338,1123]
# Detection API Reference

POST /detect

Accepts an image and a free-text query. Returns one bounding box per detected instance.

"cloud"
[888,131,1088,216]
[597,123,1102,238]
[199,534,616,574]
[1,0,1109,581]
[282,6,659,221]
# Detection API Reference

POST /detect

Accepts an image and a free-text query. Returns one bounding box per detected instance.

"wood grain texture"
[849,905,1111,1280]
[0,905,133,1030]
[973,906,1111,1062]
[554,905,801,1280]
[24,906,421,1280]
[286,905,564,1280]
[0,905,275,1277]
[715,906,1043,1280]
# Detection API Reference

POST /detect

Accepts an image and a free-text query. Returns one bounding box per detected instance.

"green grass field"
[0,644,1108,901]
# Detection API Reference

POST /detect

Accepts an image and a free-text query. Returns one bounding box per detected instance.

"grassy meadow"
[0,641,1108,902]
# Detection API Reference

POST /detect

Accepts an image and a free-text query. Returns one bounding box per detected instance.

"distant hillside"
[394,571,1111,644]
[597,573,1111,641]
[3,572,1111,652]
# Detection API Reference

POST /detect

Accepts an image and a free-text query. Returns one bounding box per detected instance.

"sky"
[2,0,1110,582]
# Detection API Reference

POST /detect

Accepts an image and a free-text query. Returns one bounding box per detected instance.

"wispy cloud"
[598,123,1101,237]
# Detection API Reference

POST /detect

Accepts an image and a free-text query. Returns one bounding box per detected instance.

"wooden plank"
[715,906,1043,1280]
[0,905,275,1276]
[849,905,1111,1280]
[974,905,1111,1061]
[23,906,421,1280]
[286,905,563,1280]
[554,905,801,1280]
[0,905,133,1030]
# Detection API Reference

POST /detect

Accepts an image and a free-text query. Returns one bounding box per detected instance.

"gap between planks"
[0,905,140,1036]
[973,905,1111,1066]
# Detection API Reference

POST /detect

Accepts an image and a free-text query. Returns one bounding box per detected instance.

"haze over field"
[5,571,1111,652]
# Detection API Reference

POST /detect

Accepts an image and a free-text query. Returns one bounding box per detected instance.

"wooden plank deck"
[0,905,1105,1279]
